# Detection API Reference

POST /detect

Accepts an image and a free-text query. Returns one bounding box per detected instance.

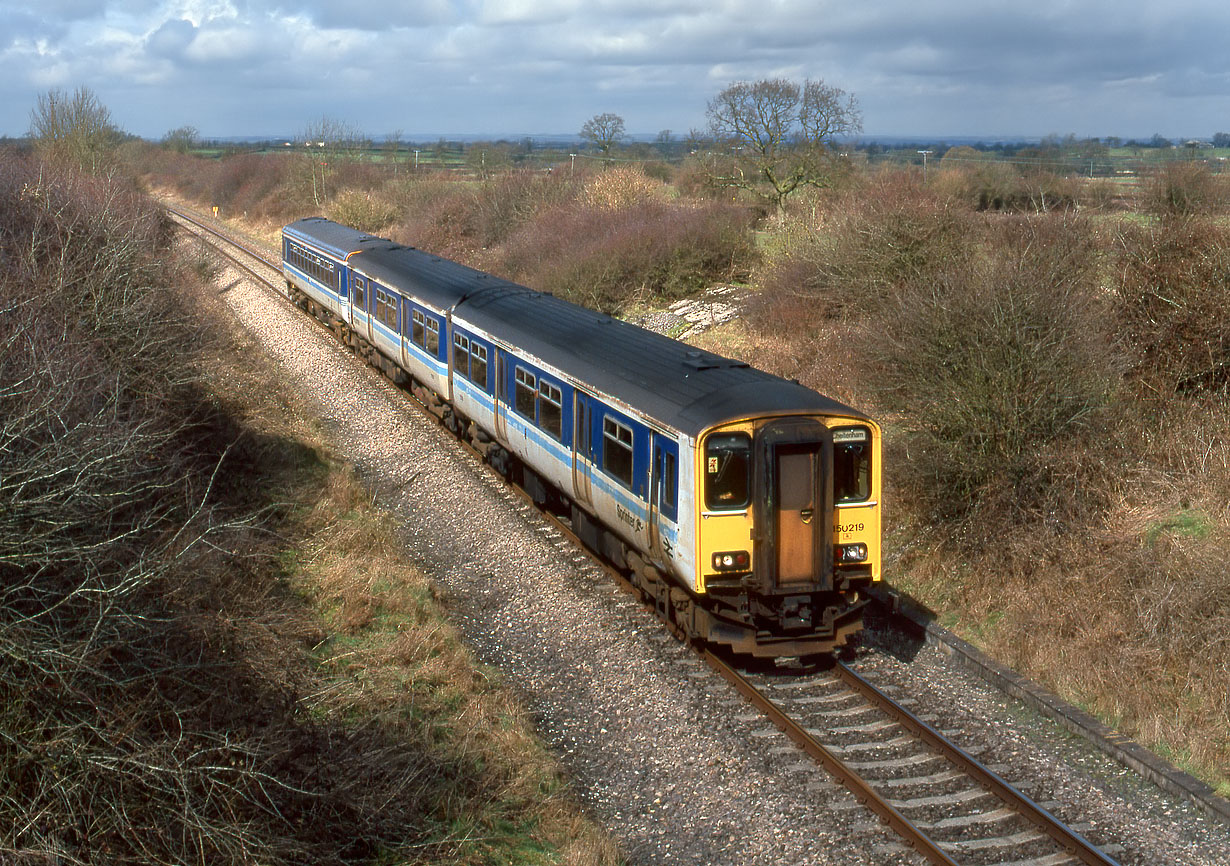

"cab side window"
[705,433,751,510]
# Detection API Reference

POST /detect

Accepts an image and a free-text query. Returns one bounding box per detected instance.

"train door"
[649,434,678,563]
[400,297,411,369]
[358,277,373,343]
[572,391,595,508]
[494,350,508,442]
[445,312,455,404]
[756,420,834,591]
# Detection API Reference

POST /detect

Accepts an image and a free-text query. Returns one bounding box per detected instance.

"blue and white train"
[282,217,882,657]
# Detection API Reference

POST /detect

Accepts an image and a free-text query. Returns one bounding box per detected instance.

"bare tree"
[298,116,365,206]
[28,86,119,172]
[162,125,200,154]
[383,129,404,175]
[579,112,626,160]
[706,78,861,219]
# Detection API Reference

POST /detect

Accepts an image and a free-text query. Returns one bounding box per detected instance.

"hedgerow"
[497,198,755,313]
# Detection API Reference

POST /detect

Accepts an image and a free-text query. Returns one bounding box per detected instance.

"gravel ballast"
[213,262,1230,865]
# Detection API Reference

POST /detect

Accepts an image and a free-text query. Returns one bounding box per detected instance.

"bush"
[497,199,755,313]
[1112,216,1230,394]
[858,214,1120,531]
[931,164,1079,212]
[1143,161,1224,216]
[751,171,968,328]
[582,165,666,211]
[388,175,484,262]
[327,188,400,234]
[1079,177,1132,211]
[0,156,439,864]
[466,168,579,248]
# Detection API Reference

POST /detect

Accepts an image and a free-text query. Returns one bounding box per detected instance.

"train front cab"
[696,414,881,656]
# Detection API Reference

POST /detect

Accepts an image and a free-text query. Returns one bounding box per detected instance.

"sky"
[3,0,1229,143]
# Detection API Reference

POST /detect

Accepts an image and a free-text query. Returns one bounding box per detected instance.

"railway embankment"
[184,200,1230,864]
[0,158,618,865]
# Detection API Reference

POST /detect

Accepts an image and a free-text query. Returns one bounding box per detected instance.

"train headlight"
[836,543,868,563]
[712,551,750,571]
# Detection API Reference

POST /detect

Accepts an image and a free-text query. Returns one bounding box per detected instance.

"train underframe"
[288,283,870,658]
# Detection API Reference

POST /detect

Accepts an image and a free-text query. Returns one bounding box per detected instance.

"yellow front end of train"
[693,414,881,654]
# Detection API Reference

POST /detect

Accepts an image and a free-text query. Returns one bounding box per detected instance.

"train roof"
[284,217,396,261]
[283,218,868,437]
[456,287,863,435]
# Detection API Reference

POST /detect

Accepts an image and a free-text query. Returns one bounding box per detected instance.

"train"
[281,217,881,657]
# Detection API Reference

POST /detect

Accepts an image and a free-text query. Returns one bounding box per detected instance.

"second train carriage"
[281,217,881,657]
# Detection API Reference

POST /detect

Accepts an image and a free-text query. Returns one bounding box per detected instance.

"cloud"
[286,0,457,31]
[2,0,1230,139]
[146,18,197,57]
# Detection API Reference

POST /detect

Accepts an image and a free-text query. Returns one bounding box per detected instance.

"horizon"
[5,3,1229,146]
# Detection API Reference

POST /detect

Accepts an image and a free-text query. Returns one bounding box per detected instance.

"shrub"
[582,165,666,210]
[1112,216,1230,394]
[389,176,484,262]
[467,168,579,248]
[2,157,409,864]
[858,214,1120,532]
[327,188,400,234]
[497,199,755,313]
[931,164,1079,212]
[1143,161,1223,216]
[751,171,969,328]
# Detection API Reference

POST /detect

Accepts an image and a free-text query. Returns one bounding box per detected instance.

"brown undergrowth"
[0,154,618,865]
[730,170,1230,795]
[185,229,623,865]
[139,147,1230,796]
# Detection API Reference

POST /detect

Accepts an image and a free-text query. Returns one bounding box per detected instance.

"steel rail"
[834,662,1119,866]
[168,207,284,275]
[704,651,962,866]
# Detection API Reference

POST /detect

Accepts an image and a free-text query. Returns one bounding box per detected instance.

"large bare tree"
[298,116,366,206]
[579,112,626,160]
[28,86,119,172]
[706,78,861,219]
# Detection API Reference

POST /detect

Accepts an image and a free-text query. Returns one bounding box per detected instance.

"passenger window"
[470,344,488,391]
[515,367,536,418]
[834,427,872,503]
[412,310,425,348]
[705,433,751,510]
[453,333,470,379]
[603,417,634,487]
[354,276,365,309]
[425,317,439,356]
[378,289,396,328]
[538,381,562,439]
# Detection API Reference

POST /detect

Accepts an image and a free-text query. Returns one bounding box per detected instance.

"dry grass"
[741,174,1230,794]
[0,153,619,865]
[194,244,621,865]
[290,471,621,864]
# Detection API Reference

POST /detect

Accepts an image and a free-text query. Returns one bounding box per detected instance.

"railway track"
[709,656,1122,866]
[173,206,1124,866]
[170,207,286,287]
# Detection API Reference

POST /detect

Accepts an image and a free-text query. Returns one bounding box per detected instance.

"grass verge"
[182,241,622,865]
